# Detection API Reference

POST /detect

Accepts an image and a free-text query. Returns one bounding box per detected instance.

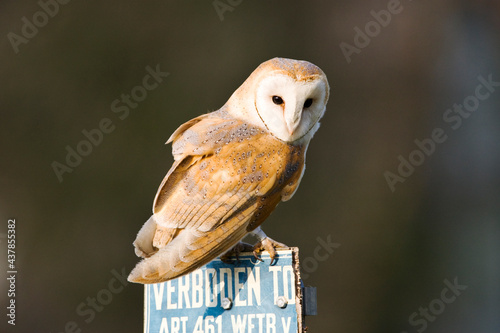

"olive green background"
[1,1,499,332]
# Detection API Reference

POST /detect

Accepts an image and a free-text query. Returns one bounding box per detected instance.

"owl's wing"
[153,115,284,239]
[128,113,304,283]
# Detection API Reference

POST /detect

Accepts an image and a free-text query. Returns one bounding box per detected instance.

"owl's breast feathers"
[141,111,306,280]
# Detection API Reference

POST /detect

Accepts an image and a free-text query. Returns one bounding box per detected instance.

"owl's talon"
[221,242,254,263]
[253,252,264,262]
[253,237,288,264]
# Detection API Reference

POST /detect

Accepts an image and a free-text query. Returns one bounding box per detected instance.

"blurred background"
[1,1,499,332]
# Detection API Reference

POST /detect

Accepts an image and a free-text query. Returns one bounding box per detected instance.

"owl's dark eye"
[272,96,284,105]
[304,98,313,108]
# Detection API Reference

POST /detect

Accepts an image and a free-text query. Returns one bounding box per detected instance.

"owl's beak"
[285,104,302,135]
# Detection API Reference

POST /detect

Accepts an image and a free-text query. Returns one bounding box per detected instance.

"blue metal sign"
[144,249,299,333]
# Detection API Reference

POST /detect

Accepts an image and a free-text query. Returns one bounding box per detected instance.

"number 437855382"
[7,219,15,269]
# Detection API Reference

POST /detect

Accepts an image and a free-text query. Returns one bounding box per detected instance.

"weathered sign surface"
[144,248,303,333]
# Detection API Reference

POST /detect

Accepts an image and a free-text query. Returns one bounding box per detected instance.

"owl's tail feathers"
[132,215,158,258]
[128,230,207,284]
[127,250,170,284]
[128,224,249,284]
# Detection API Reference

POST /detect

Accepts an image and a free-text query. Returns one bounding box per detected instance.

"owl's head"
[227,58,330,143]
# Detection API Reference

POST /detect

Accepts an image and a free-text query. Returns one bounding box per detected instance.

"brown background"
[1,1,499,332]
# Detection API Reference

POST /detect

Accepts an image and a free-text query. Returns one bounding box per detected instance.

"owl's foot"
[253,237,288,265]
[221,242,254,263]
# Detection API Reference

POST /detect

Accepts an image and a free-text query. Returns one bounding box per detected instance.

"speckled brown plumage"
[128,57,329,284]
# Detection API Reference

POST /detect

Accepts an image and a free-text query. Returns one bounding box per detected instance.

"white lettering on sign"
[192,315,222,333]
[154,267,265,310]
[282,266,295,303]
[146,252,299,333]
[231,313,279,333]
[219,267,233,304]
[192,270,203,308]
[235,267,247,306]
[269,266,281,305]
[154,283,164,310]
[269,266,295,305]
[247,267,261,306]
[205,268,218,307]
[166,280,176,309]
[178,275,191,308]
[281,317,291,333]
[158,316,189,333]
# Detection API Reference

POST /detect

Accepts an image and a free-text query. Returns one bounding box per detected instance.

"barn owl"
[128,57,330,284]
